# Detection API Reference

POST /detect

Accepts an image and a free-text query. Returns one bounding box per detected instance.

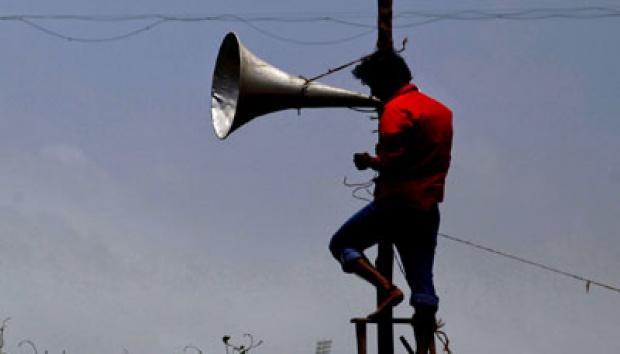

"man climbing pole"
[328,48,453,353]
[329,2,452,352]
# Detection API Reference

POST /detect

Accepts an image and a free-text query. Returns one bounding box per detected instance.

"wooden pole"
[376,0,394,351]
[377,0,396,352]
[376,0,394,50]
[375,240,394,354]
[355,322,367,354]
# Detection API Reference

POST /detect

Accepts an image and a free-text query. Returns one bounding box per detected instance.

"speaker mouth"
[211,32,242,139]
[210,32,379,140]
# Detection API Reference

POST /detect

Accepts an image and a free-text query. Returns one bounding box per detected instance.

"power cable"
[1,6,619,44]
[438,232,620,294]
[18,17,167,42]
[391,231,620,296]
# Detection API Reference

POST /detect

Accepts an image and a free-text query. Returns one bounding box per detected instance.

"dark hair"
[352,49,412,88]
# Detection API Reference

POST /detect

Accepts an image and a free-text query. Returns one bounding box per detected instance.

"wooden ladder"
[350,317,437,354]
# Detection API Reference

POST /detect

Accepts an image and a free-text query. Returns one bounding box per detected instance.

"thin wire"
[438,232,620,294]
[390,227,620,295]
[398,6,620,21]
[343,177,374,202]
[2,6,619,44]
[231,15,375,45]
[1,13,375,44]
[303,37,407,84]
[19,17,167,42]
[391,231,620,299]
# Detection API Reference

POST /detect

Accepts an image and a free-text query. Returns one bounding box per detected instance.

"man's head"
[352,49,412,101]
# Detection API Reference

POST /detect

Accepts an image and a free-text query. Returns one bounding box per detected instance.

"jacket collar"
[393,83,418,98]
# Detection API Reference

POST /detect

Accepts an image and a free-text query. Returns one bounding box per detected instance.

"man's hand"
[354,152,374,170]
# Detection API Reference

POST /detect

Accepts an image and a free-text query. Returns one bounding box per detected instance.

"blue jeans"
[329,201,440,309]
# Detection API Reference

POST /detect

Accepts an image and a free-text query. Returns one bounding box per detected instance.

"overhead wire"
[437,232,620,294]
[390,231,620,296]
[18,17,168,42]
[1,6,619,43]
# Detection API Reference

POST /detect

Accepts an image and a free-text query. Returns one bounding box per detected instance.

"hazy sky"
[1,1,619,353]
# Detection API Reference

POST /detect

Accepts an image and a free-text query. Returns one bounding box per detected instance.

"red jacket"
[371,83,453,210]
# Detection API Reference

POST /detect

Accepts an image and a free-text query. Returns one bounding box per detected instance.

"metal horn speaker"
[210,32,379,139]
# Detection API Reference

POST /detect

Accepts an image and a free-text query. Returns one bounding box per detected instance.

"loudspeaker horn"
[210,32,379,139]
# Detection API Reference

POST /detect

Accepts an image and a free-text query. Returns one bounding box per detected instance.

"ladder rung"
[351,317,414,324]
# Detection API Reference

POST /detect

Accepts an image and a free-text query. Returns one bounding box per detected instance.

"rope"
[435,319,452,354]
[301,37,408,86]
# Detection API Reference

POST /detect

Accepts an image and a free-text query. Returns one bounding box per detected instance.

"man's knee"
[328,243,365,273]
[328,237,340,260]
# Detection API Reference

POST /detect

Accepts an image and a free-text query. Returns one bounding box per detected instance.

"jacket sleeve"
[370,104,416,176]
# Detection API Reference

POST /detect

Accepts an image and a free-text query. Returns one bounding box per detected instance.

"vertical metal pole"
[376,240,394,354]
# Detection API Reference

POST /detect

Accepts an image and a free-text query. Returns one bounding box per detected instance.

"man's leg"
[329,202,404,318]
[392,205,440,352]
[347,257,404,319]
[413,304,437,354]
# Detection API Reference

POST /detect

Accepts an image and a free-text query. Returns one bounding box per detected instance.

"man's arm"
[354,132,409,172]
[353,152,375,170]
